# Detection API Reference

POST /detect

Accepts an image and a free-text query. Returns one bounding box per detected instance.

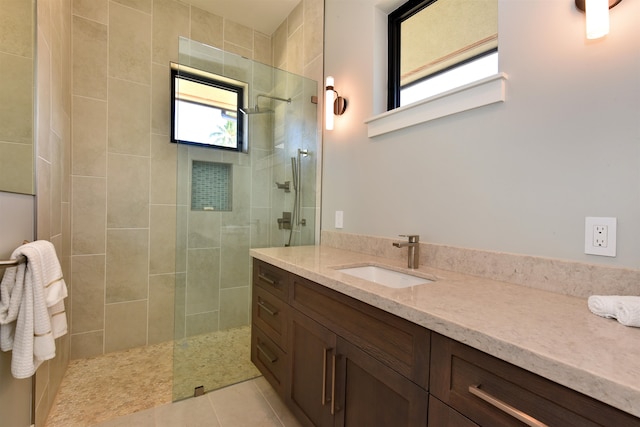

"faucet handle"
[399,234,420,243]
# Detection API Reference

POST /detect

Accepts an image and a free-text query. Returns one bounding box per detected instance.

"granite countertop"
[250,245,640,418]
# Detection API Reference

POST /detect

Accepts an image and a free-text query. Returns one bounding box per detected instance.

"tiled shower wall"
[35,0,73,424]
[69,0,323,359]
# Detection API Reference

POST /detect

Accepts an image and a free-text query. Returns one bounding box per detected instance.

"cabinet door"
[335,337,428,427]
[428,396,479,427]
[288,309,337,427]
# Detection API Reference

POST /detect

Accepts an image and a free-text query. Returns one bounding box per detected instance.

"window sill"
[365,72,507,138]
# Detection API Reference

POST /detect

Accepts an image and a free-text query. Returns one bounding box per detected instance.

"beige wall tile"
[185,311,218,337]
[0,0,33,57]
[288,2,304,37]
[111,0,152,14]
[71,176,106,254]
[174,272,186,339]
[219,287,249,330]
[72,16,107,99]
[37,29,51,163]
[272,21,287,70]
[105,300,148,353]
[151,64,171,136]
[108,78,150,156]
[220,226,250,288]
[109,2,151,84]
[152,0,188,66]
[72,0,108,24]
[0,143,33,194]
[223,41,252,61]
[70,331,104,359]
[106,228,149,303]
[188,211,221,249]
[303,0,323,67]
[107,153,150,228]
[72,96,107,177]
[224,20,253,51]
[186,247,220,315]
[149,205,176,275]
[148,273,175,344]
[36,157,51,240]
[150,135,177,205]
[71,255,105,333]
[50,132,63,236]
[0,52,33,144]
[253,32,272,66]
[190,7,223,50]
[286,27,304,76]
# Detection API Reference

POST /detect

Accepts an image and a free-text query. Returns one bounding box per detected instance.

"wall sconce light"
[575,0,622,39]
[325,76,347,130]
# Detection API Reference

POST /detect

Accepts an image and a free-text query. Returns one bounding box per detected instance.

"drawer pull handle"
[468,385,549,427]
[331,353,338,415]
[257,299,278,316]
[258,273,277,286]
[322,347,330,406]
[256,342,278,363]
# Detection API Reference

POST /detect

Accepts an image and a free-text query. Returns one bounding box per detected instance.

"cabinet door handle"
[258,273,277,286]
[322,347,330,406]
[257,299,278,316]
[256,342,278,363]
[468,385,549,427]
[331,353,338,415]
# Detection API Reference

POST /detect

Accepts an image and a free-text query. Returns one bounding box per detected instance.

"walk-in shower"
[172,37,319,401]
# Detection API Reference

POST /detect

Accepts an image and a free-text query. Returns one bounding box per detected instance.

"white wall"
[322,0,640,269]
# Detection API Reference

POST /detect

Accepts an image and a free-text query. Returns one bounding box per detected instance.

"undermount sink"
[336,265,433,288]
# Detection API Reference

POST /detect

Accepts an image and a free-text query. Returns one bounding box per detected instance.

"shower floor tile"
[45,326,261,427]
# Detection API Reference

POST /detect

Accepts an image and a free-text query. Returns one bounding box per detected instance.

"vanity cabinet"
[250,259,291,395]
[252,258,640,427]
[430,333,640,427]
[251,259,430,427]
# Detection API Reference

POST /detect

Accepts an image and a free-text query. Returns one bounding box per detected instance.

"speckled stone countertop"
[250,245,640,418]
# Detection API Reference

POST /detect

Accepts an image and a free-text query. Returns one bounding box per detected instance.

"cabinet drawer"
[291,274,430,389]
[253,259,290,301]
[430,333,640,427]
[252,285,288,350]
[251,326,287,396]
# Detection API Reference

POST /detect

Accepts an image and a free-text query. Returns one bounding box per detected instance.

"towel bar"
[0,255,26,268]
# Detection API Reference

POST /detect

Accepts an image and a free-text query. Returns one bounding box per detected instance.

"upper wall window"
[171,64,247,152]
[388,0,498,109]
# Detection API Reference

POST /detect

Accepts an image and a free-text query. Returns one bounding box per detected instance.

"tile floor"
[92,377,302,427]
[46,326,268,426]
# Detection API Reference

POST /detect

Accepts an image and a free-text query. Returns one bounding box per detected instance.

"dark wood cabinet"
[288,309,337,427]
[430,333,640,427]
[335,336,428,427]
[251,258,640,427]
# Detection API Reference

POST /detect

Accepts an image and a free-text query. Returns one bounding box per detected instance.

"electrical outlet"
[585,217,616,257]
[593,225,607,247]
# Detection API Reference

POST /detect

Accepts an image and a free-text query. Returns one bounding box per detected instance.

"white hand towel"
[615,297,640,327]
[587,295,632,318]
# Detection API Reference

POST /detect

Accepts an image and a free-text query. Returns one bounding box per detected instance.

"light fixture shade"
[326,76,335,130]
[586,0,610,39]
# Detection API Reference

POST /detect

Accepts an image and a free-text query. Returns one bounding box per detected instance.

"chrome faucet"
[393,235,420,269]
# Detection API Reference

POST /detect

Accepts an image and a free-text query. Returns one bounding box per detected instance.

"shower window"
[171,64,248,152]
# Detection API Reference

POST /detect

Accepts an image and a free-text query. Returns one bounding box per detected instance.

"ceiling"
[182,0,301,35]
